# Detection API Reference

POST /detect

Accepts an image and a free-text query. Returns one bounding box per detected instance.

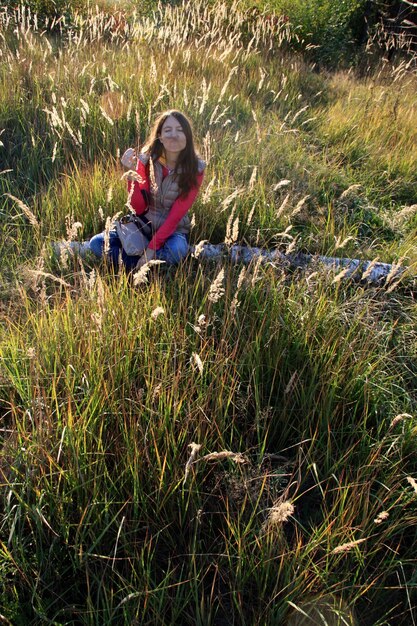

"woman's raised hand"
[121,148,137,170]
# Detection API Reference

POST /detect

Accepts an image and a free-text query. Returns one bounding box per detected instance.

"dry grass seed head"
[231,215,240,244]
[203,130,211,165]
[385,257,405,293]
[389,413,412,430]
[184,442,202,484]
[192,240,208,259]
[199,450,248,464]
[191,352,204,375]
[208,267,225,303]
[334,235,355,250]
[273,179,291,191]
[133,260,165,286]
[250,255,263,287]
[291,195,310,218]
[361,257,380,281]
[149,157,158,194]
[390,203,417,227]
[103,216,112,256]
[25,270,71,289]
[221,188,244,212]
[406,476,417,494]
[249,165,257,190]
[230,266,247,316]
[331,538,366,554]
[246,202,256,226]
[225,206,240,246]
[284,371,298,395]
[263,500,294,531]
[225,205,236,245]
[151,306,165,320]
[5,193,39,229]
[276,193,290,219]
[121,170,145,184]
[65,215,83,242]
[286,235,299,254]
[339,184,362,201]
[332,266,354,284]
[201,175,216,204]
[374,511,389,524]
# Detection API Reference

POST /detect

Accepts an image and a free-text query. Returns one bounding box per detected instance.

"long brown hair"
[142,110,200,196]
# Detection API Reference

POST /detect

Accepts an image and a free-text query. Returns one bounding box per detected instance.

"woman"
[89,110,205,270]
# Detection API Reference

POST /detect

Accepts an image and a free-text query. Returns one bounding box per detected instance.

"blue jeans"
[88,229,189,271]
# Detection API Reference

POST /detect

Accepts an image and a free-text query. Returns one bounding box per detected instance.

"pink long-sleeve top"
[127,159,204,251]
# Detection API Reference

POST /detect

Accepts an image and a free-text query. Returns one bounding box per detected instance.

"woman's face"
[158,115,187,154]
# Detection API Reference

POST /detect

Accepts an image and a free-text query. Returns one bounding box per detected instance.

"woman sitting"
[89,109,206,270]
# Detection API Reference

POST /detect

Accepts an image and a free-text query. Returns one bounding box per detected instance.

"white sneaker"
[52,241,91,259]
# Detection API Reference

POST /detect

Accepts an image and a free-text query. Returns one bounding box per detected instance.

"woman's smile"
[159,114,187,153]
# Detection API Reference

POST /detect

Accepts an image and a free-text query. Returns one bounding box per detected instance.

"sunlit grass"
[1,2,417,624]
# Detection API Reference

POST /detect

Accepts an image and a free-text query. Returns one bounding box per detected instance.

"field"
[1,1,417,624]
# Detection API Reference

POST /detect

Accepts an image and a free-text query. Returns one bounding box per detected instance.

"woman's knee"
[89,230,120,259]
[89,233,105,257]
[158,234,189,265]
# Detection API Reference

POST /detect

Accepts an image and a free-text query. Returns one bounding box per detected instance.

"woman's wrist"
[143,247,157,261]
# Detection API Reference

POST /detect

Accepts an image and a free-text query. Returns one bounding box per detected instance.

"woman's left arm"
[136,172,204,267]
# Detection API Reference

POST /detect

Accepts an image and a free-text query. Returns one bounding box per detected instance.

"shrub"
[258,0,371,66]
[12,1,86,21]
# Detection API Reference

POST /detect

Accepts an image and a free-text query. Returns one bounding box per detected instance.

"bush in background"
[10,0,86,25]
[17,0,84,15]
[265,0,371,66]
[14,0,164,21]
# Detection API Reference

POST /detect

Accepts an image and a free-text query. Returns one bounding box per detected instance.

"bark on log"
[194,244,405,285]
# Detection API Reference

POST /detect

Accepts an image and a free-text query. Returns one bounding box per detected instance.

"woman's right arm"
[127,159,151,216]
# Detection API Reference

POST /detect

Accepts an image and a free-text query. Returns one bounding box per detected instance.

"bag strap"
[130,212,152,238]
[135,212,153,231]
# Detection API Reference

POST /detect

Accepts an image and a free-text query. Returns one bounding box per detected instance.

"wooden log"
[194,243,405,285]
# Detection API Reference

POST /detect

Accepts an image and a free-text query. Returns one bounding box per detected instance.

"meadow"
[0,1,417,624]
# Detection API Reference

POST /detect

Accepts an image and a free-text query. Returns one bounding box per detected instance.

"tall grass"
[1,2,417,624]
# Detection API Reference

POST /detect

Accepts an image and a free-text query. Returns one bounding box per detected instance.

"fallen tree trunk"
[194,244,405,285]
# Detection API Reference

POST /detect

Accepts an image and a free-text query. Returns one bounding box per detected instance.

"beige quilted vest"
[138,153,206,235]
